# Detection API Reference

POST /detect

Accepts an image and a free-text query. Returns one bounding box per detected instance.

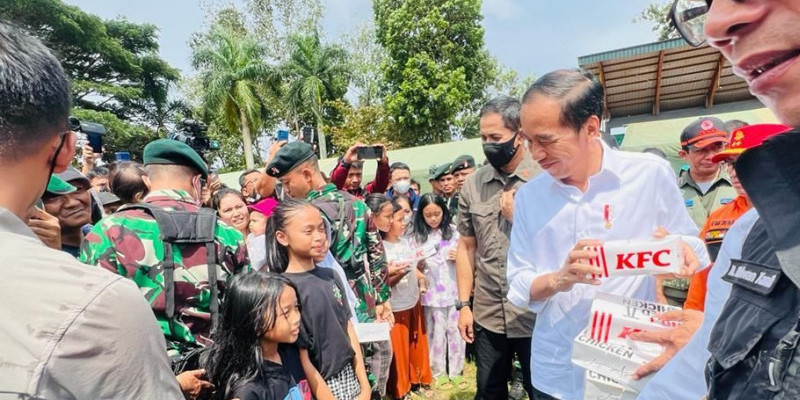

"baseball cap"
[711,124,793,163]
[248,197,279,217]
[680,117,728,150]
[56,166,90,187]
[45,175,77,196]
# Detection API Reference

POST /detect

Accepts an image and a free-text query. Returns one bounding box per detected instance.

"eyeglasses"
[670,0,712,47]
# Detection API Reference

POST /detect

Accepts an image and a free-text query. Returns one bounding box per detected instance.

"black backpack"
[116,202,220,373]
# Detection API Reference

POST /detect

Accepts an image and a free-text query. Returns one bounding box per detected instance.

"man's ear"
[584,115,602,139]
[678,149,689,161]
[51,131,77,173]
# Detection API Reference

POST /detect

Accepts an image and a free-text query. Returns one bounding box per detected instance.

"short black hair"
[642,147,668,160]
[390,162,410,173]
[0,23,71,160]
[723,119,749,134]
[87,166,110,180]
[479,95,521,133]
[522,68,605,132]
[238,169,261,187]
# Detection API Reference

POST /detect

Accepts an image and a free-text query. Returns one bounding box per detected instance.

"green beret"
[433,162,453,180]
[451,154,476,172]
[143,139,209,178]
[45,175,76,196]
[428,164,439,180]
[266,141,315,178]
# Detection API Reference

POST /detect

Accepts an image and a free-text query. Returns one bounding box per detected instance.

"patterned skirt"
[327,363,361,400]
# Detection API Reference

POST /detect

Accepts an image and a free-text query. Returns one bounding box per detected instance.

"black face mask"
[483,133,520,170]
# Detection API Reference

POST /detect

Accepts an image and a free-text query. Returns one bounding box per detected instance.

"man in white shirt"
[0,23,183,399]
[505,68,708,400]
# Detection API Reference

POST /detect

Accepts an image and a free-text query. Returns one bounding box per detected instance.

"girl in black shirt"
[265,198,371,400]
[202,271,316,400]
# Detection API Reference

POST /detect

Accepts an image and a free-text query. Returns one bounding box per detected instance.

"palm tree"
[282,31,350,131]
[192,26,276,169]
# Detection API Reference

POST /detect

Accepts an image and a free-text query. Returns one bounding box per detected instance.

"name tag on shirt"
[685,199,694,207]
[722,259,781,295]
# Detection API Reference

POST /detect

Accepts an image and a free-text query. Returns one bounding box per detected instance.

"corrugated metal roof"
[579,39,754,119]
[578,38,687,65]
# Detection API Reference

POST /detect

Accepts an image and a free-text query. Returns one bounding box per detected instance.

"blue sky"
[64,0,661,80]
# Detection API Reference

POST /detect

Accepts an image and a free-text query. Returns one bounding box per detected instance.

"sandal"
[451,375,469,390]
[435,376,453,390]
[411,385,435,399]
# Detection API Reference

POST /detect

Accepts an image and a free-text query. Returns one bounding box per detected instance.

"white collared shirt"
[637,208,759,400]
[506,142,709,400]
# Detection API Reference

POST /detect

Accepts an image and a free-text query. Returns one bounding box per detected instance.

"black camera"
[69,116,106,153]
[167,119,220,155]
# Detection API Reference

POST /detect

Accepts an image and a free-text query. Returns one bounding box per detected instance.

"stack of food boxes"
[571,236,684,399]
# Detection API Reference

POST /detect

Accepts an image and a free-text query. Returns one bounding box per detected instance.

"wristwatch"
[455,300,472,311]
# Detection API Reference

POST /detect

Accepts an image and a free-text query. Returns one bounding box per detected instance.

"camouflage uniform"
[79,189,249,353]
[308,183,390,322]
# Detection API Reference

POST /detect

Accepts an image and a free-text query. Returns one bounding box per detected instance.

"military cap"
[45,175,76,196]
[428,165,439,180]
[451,155,476,173]
[433,162,453,181]
[266,141,315,178]
[143,139,209,178]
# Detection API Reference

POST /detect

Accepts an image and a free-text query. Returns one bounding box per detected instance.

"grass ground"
[407,361,477,400]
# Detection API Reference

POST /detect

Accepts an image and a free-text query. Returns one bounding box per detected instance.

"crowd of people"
[3,1,800,400]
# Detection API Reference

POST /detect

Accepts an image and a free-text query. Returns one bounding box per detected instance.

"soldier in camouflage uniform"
[266,141,393,398]
[80,139,249,356]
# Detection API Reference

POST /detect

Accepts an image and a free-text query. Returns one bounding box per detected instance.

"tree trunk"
[240,108,255,169]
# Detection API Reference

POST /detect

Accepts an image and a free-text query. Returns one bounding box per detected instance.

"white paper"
[354,322,391,343]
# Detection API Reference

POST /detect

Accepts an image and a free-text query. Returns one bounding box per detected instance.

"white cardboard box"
[584,370,639,400]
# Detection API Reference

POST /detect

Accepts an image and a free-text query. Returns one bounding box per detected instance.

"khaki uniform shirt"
[457,152,542,338]
[0,207,182,399]
[678,168,738,229]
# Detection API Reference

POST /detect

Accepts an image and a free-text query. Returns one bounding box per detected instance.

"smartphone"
[115,151,131,161]
[87,133,103,153]
[277,130,289,141]
[356,145,382,160]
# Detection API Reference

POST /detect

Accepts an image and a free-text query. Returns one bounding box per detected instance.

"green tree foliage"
[374,0,495,146]
[342,24,389,107]
[1,0,180,158]
[323,100,399,153]
[192,26,278,169]
[71,109,157,162]
[634,1,679,41]
[1,0,179,122]
[282,32,350,130]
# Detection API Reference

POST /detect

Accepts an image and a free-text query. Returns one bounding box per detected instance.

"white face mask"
[393,179,411,194]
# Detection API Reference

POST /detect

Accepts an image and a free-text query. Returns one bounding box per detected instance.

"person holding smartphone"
[330,142,391,199]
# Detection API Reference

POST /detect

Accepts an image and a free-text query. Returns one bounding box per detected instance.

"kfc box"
[587,235,682,279]
[572,329,653,392]
[584,370,638,400]
[588,293,681,357]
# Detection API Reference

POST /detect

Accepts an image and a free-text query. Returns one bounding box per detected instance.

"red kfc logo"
[615,249,671,269]
[618,327,643,339]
